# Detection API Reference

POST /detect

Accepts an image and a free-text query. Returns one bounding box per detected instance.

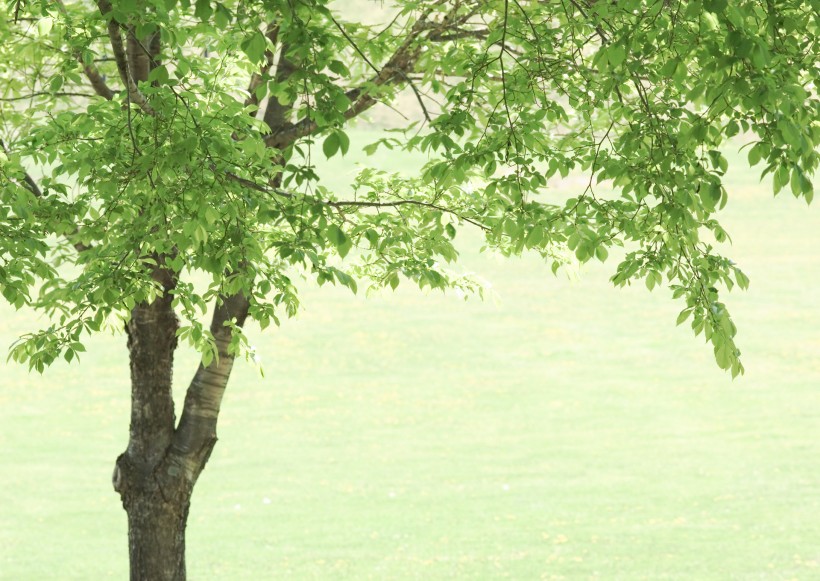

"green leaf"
[323,133,340,158]
[37,17,53,36]
[607,45,626,68]
[773,165,790,194]
[326,224,352,258]
[734,269,750,290]
[337,131,350,155]
[747,143,763,166]
[195,0,212,21]
[201,347,214,368]
[676,308,693,326]
[328,60,350,77]
[214,4,232,28]
[243,31,267,63]
[147,65,170,85]
[525,226,543,248]
[705,0,727,13]
[790,167,813,199]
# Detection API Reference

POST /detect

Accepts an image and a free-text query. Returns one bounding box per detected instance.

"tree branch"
[53,0,116,100]
[0,138,90,253]
[220,170,489,232]
[167,292,250,484]
[264,7,441,150]
[0,92,98,102]
[96,0,155,114]
[126,25,151,83]
[262,42,298,134]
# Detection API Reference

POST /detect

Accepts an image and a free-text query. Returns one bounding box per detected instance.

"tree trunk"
[113,261,189,580]
[116,454,191,581]
[99,7,253,576]
[112,269,250,580]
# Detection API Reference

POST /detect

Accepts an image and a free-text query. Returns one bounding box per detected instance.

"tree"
[0,0,817,578]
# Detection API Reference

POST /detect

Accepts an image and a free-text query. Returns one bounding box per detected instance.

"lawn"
[1,130,819,580]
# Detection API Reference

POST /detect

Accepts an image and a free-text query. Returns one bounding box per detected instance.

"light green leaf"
[323,133,340,158]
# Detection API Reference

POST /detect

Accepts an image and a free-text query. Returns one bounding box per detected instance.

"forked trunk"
[113,278,249,580]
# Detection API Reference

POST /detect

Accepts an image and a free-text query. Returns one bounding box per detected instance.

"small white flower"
[262,497,271,505]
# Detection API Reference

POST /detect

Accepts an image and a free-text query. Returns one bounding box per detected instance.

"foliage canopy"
[1,0,818,378]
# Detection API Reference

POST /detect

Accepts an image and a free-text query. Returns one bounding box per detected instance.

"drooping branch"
[328,198,490,231]
[220,170,489,232]
[0,92,98,101]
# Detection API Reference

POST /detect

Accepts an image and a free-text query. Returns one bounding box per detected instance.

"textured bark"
[126,28,151,83]
[114,262,183,580]
[168,293,250,483]
[113,268,249,580]
[115,451,191,581]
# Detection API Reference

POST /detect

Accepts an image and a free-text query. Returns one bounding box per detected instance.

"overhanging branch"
[221,170,489,232]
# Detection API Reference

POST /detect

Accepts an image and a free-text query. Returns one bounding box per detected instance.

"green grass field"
[1,131,819,579]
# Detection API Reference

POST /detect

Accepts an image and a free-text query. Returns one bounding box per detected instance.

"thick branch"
[126,26,151,83]
[264,9,438,150]
[167,292,250,484]
[80,64,116,99]
[262,42,298,133]
[96,0,155,114]
[147,29,161,68]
